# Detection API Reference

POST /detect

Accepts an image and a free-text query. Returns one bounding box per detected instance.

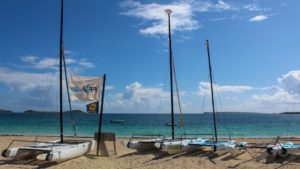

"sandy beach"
[0,135,300,169]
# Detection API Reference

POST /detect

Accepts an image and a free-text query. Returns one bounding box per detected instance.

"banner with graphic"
[69,75,102,102]
[86,102,98,113]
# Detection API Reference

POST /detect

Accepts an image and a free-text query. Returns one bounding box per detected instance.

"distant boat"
[110,119,124,123]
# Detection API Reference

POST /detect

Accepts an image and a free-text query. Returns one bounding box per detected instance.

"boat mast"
[205,40,218,145]
[59,0,64,143]
[96,74,107,156]
[165,9,175,140]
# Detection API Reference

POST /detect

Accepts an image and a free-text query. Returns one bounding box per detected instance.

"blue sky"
[0,0,300,113]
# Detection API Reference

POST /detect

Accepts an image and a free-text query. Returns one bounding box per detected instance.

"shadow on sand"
[119,149,236,169]
[0,159,58,169]
[228,153,300,169]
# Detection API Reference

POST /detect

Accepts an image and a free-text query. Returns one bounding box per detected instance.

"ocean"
[0,112,299,138]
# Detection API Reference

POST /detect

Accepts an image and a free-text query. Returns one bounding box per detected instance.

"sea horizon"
[1,112,300,138]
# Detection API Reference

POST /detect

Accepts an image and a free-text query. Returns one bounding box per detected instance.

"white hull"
[125,139,162,152]
[264,142,300,158]
[188,139,239,156]
[2,140,95,162]
[158,139,199,154]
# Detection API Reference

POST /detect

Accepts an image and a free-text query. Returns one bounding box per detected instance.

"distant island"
[203,111,261,114]
[0,109,13,113]
[24,110,86,114]
[280,112,300,115]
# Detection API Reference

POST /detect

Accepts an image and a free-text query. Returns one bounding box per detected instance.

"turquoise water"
[0,112,299,138]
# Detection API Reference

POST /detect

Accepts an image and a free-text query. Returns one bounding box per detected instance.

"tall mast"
[165,9,175,140]
[59,0,64,143]
[205,40,218,145]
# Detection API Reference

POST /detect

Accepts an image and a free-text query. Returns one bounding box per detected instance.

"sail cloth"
[69,75,103,102]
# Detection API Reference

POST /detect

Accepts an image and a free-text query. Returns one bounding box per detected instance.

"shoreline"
[1,135,300,169]
[1,134,300,139]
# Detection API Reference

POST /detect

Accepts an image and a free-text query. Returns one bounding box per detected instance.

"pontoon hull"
[2,140,95,162]
[126,140,159,152]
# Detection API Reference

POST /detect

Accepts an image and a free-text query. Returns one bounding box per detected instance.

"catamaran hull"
[159,143,183,154]
[2,147,19,158]
[157,140,199,154]
[2,142,58,160]
[37,141,96,162]
[126,141,158,152]
[188,140,239,156]
[2,140,95,162]
[265,143,300,158]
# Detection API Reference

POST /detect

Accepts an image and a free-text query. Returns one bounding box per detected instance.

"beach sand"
[1,136,300,169]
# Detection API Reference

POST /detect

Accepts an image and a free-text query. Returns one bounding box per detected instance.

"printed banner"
[69,75,102,102]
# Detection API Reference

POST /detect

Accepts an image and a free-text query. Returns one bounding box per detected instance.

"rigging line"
[157,61,169,116]
[35,59,55,141]
[200,73,210,114]
[215,90,232,140]
[62,54,77,136]
[209,60,232,140]
[196,52,209,135]
[171,56,185,134]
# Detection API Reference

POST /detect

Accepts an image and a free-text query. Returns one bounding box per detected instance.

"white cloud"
[120,0,241,36]
[244,4,260,11]
[250,70,300,112]
[244,3,271,12]
[35,58,58,69]
[78,59,95,68]
[121,0,272,35]
[34,58,77,69]
[108,82,169,112]
[252,70,300,104]
[278,70,300,94]
[215,0,233,10]
[105,86,115,90]
[253,87,299,105]
[20,56,94,70]
[121,1,198,35]
[0,67,56,91]
[21,55,38,63]
[197,81,253,95]
[249,15,268,22]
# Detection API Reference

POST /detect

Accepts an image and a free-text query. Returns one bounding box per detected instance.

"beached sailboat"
[125,9,182,153]
[1,0,98,162]
[187,40,238,155]
[239,136,300,161]
[153,9,202,155]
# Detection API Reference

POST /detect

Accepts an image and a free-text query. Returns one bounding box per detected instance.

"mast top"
[205,40,209,47]
[165,9,172,14]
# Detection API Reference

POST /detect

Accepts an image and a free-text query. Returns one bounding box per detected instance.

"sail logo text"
[82,84,97,93]
[70,84,97,93]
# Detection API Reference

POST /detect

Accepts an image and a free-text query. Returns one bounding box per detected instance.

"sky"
[0,0,300,113]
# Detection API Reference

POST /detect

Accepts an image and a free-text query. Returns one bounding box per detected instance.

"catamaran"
[125,9,189,153]
[237,136,300,161]
[153,9,203,155]
[1,0,106,162]
[187,40,239,155]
